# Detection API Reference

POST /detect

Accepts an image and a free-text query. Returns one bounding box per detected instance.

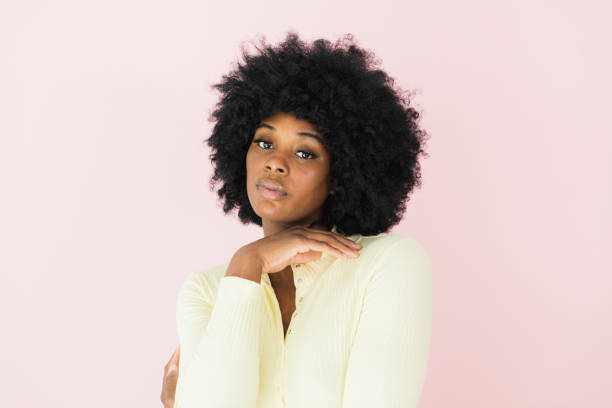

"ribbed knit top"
[174,226,432,408]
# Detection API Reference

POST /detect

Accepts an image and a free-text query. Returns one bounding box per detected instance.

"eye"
[296,151,316,159]
[252,138,318,160]
[254,139,272,149]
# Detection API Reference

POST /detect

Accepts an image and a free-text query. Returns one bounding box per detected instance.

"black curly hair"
[205,31,429,236]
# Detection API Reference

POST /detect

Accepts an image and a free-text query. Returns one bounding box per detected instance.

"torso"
[269,266,297,339]
[272,284,296,339]
[274,287,295,336]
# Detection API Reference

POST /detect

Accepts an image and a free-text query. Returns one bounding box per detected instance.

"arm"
[341,237,432,408]
[174,249,264,408]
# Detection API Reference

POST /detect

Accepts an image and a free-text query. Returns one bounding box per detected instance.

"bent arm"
[175,251,264,408]
[341,237,432,408]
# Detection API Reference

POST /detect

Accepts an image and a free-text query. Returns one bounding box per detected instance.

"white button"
[293,312,298,317]
[288,329,292,335]
[296,277,303,285]
[298,297,303,302]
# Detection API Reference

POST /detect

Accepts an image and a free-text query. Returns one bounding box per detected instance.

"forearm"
[176,250,265,407]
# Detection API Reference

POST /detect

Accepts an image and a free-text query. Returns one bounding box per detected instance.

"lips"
[256,178,287,200]
[256,178,286,193]
[257,185,287,200]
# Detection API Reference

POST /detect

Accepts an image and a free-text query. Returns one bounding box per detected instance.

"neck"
[261,217,329,237]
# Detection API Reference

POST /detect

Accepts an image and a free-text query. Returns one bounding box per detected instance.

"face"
[246,111,334,230]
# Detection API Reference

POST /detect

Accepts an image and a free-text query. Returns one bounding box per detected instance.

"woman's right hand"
[245,224,362,275]
[160,345,180,408]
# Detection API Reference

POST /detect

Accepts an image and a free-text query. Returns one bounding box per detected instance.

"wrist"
[224,245,265,282]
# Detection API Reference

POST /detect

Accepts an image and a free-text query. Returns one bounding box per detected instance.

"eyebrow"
[255,123,324,145]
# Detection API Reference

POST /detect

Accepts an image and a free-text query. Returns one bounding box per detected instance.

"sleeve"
[341,236,432,408]
[173,272,264,408]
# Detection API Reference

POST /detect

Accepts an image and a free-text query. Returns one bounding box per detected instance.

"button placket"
[289,271,304,339]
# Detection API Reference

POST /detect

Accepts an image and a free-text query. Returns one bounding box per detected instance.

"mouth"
[256,184,288,200]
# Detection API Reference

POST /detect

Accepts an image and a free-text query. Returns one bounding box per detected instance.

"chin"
[253,207,290,220]
[255,207,306,224]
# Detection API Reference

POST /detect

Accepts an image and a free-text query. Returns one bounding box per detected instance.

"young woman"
[160,31,432,408]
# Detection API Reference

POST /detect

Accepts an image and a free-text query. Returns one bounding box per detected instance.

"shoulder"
[358,233,431,284]
[358,233,430,265]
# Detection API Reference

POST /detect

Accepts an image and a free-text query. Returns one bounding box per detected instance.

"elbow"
[177,370,258,408]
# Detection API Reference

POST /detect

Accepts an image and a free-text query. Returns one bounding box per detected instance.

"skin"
[245,110,335,288]
[160,346,180,408]
[160,111,339,407]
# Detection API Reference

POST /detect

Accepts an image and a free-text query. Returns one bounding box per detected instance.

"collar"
[260,225,362,289]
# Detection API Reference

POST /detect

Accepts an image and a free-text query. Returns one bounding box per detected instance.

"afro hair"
[205,31,430,236]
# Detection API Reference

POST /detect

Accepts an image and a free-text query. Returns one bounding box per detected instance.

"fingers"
[161,347,180,407]
[307,239,347,259]
[307,227,362,250]
[334,234,362,250]
[165,346,180,369]
[299,229,362,259]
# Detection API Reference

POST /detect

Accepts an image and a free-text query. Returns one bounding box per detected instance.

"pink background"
[1,1,610,407]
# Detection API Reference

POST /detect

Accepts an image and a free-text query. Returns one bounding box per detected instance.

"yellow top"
[174,225,432,408]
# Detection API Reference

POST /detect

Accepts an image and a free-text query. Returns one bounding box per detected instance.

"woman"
[160,31,431,408]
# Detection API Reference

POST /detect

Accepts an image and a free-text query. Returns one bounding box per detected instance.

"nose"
[265,155,288,174]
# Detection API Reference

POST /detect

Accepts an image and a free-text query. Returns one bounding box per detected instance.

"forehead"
[257,111,319,133]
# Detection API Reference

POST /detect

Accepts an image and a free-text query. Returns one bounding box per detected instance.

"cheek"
[245,149,255,176]
[299,169,330,197]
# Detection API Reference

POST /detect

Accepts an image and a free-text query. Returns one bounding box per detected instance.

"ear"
[328,182,336,195]
[326,174,337,195]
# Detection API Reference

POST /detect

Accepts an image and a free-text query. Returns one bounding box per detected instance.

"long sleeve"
[341,237,432,408]
[174,272,264,408]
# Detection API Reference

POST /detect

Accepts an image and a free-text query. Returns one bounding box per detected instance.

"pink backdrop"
[1,1,610,407]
